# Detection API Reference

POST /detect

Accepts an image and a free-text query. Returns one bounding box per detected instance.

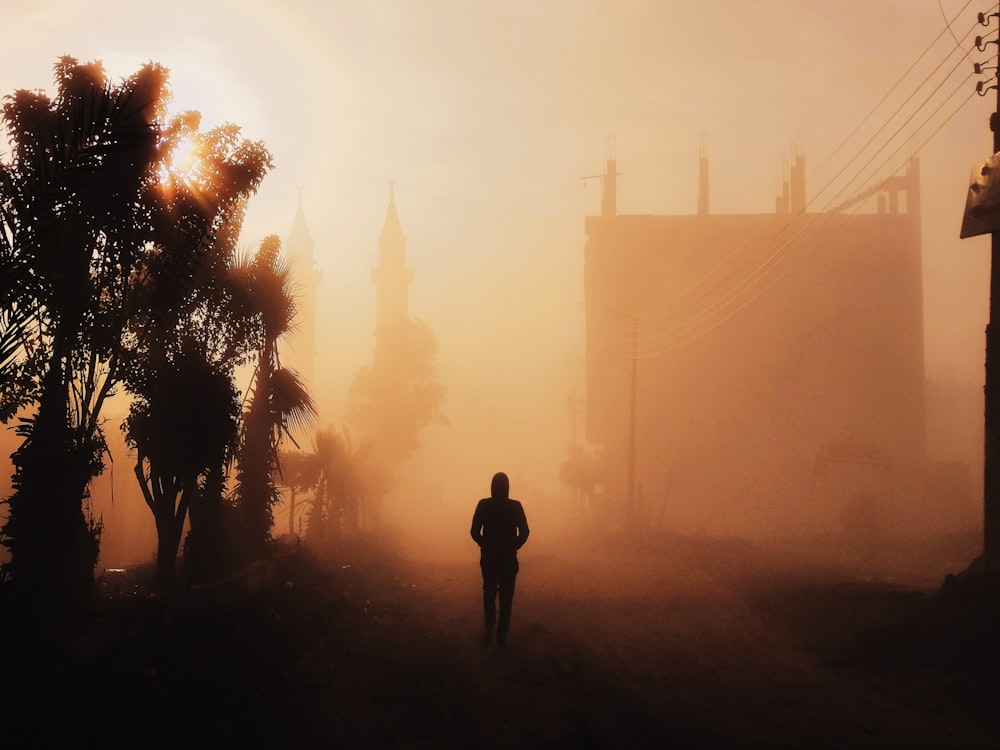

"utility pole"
[626,315,638,531]
[601,306,639,531]
[975,12,1000,571]
[568,388,586,448]
[988,99,1000,573]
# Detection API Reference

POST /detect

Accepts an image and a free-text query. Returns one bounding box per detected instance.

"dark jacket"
[470,497,529,559]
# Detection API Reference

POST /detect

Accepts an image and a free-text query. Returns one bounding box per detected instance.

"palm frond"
[0,302,33,380]
[270,366,316,440]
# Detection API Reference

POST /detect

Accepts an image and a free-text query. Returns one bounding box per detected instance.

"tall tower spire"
[602,134,617,218]
[285,185,321,390]
[371,180,414,349]
[698,133,710,216]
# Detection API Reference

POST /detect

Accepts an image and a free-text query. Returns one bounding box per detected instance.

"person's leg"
[496,562,518,646]
[481,561,498,635]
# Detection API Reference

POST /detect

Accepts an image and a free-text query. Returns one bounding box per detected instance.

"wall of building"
[583,164,948,538]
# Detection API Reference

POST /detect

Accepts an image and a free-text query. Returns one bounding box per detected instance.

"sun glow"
[162,134,204,188]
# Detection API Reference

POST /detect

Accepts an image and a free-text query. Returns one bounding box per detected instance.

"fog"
[2,1,995,570]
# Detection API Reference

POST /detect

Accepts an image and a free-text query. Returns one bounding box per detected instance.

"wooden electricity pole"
[626,315,638,531]
[974,11,1000,571]
[986,105,1000,573]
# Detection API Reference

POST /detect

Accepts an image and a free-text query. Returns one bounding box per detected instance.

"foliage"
[0,56,274,612]
[0,259,33,393]
[124,346,241,588]
[231,236,316,560]
[304,426,385,548]
[0,57,168,615]
[122,122,273,588]
[560,443,606,512]
[274,446,324,537]
[347,318,447,480]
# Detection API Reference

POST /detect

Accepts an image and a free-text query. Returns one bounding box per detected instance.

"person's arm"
[515,502,529,550]
[470,500,485,547]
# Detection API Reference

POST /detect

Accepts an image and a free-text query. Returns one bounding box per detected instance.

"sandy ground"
[6,526,1000,749]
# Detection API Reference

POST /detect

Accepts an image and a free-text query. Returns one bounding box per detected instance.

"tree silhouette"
[231,235,315,559]
[275,447,324,537]
[0,58,167,616]
[0,57,271,615]
[560,443,605,516]
[304,426,384,547]
[124,345,240,589]
[0,257,32,389]
[347,318,446,483]
[123,116,273,586]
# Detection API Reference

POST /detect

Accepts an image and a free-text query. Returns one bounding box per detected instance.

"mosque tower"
[285,186,320,390]
[371,180,414,354]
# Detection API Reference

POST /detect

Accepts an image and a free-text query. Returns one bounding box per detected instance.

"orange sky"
[2,0,997,506]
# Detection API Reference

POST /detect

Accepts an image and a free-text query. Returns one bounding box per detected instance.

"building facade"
[371,180,414,357]
[284,187,321,391]
[583,154,938,536]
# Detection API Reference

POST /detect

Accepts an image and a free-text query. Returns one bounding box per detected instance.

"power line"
[632,81,978,359]
[634,16,979,343]
[811,15,979,206]
[810,0,975,182]
[628,16,984,356]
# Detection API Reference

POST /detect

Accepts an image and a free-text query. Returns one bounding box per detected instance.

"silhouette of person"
[470,471,529,647]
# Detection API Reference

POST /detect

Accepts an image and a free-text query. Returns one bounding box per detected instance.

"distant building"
[371,180,414,355]
[285,187,321,391]
[582,149,957,537]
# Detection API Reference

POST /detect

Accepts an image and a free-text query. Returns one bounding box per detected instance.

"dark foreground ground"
[5,527,1000,749]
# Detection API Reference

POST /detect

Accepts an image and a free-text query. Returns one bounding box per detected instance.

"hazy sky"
[3,0,996,501]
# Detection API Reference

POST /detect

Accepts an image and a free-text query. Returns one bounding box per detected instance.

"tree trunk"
[185,465,229,583]
[154,524,180,590]
[3,378,101,620]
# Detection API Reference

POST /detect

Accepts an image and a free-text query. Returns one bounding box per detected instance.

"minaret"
[790,150,806,215]
[602,135,617,219]
[698,134,709,216]
[371,180,414,354]
[285,186,320,389]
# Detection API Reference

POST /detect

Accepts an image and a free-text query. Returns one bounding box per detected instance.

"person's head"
[490,472,510,500]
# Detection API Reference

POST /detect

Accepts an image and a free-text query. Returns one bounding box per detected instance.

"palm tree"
[305,427,354,548]
[304,426,385,548]
[0,252,33,389]
[274,447,324,538]
[231,236,316,559]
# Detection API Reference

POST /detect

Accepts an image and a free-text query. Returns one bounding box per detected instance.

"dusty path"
[275,530,999,749]
[7,528,998,749]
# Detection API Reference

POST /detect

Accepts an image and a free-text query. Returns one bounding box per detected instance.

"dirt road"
[274,529,998,748]
[8,528,999,749]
